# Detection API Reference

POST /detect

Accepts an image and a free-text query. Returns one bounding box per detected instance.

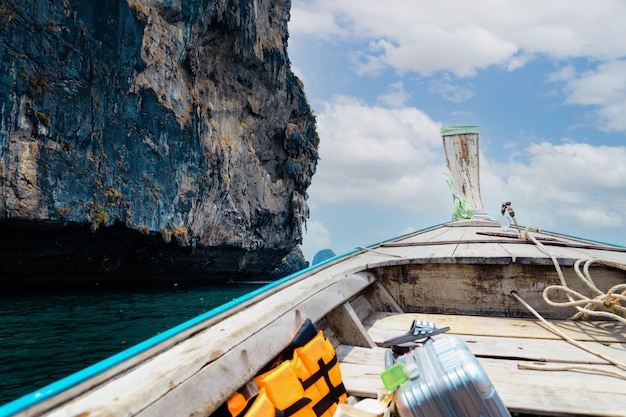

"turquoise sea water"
[0,282,264,406]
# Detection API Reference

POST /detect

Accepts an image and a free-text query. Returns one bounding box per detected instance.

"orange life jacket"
[229,389,280,417]
[228,320,347,417]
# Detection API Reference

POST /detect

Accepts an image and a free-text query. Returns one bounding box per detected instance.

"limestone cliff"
[0,0,318,286]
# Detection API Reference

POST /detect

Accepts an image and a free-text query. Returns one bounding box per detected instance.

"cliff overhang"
[0,0,318,287]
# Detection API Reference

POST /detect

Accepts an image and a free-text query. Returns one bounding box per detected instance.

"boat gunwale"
[381,238,626,253]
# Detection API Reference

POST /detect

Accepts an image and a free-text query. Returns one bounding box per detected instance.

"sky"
[286,0,626,262]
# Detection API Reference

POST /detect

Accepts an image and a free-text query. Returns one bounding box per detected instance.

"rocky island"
[0,0,318,288]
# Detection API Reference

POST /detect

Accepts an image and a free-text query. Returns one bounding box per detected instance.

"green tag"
[380,363,407,391]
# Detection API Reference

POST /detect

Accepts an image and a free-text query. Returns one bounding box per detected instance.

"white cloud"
[292,0,626,77]
[558,207,623,229]
[563,61,626,106]
[300,96,476,256]
[558,60,626,131]
[289,4,348,39]
[301,97,626,257]
[291,1,626,254]
[353,25,518,78]
[376,82,410,108]
[506,53,534,71]
[308,96,449,212]
[548,65,576,83]
[428,75,474,103]
[291,0,626,132]
[482,141,626,233]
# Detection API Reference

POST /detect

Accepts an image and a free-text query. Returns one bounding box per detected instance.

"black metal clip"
[382,319,450,355]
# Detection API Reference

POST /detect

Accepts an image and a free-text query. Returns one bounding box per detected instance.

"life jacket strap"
[282,397,312,416]
[312,384,347,417]
[233,390,285,417]
[301,356,347,417]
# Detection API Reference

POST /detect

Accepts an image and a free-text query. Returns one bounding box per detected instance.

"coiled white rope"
[514,229,626,378]
[545,258,626,324]
[518,230,626,324]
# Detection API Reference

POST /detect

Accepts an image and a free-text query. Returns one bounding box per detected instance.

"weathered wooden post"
[441,126,490,220]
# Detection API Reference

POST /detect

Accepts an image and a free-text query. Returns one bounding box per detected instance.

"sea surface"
[0,282,265,406]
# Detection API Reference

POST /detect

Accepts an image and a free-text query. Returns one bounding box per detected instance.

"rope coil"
[513,223,626,380]
[518,230,626,324]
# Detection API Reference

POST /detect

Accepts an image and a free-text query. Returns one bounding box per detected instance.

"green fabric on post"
[440,126,479,135]
[444,170,474,220]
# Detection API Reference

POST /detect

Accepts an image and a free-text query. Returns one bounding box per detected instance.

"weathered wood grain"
[326,302,377,348]
[366,312,626,344]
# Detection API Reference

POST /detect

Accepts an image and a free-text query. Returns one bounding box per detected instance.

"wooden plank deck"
[381,221,626,267]
[338,312,626,417]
